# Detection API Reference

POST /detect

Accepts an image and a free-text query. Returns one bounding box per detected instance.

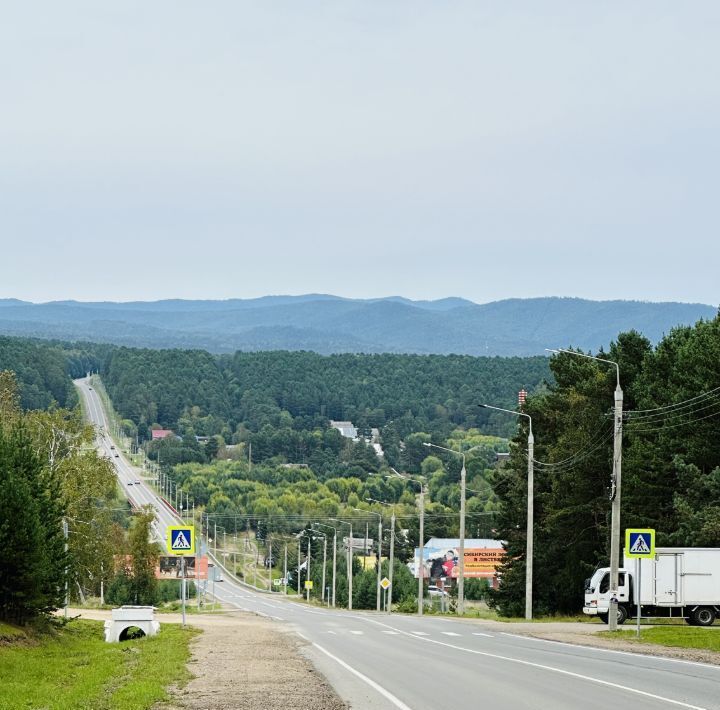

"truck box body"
[583,547,720,625]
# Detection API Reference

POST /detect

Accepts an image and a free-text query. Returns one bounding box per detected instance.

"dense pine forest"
[2,311,719,614]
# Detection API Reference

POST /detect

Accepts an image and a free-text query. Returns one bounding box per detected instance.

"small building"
[151,429,175,441]
[329,420,358,439]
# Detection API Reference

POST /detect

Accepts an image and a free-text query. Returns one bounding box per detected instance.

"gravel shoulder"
[65,608,347,710]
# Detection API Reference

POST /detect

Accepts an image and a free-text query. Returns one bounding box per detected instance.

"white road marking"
[473,632,494,638]
[411,631,429,636]
[499,632,720,670]
[382,630,399,635]
[326,630,337,635]
[361,618,710,710]
[311,642,414,710]
[441,631,461,637]
[348,630,363,635]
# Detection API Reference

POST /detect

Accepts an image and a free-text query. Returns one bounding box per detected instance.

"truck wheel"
[616,605,628,625]
[692,607,716,627]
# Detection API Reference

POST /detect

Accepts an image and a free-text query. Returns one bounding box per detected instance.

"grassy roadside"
[599,627,720,652]
[0,618,198,709]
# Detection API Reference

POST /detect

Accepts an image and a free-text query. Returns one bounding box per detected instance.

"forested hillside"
[0,336,105,410]
[100,348,550,470]
[0,295,713,356]
[493,313,720,615]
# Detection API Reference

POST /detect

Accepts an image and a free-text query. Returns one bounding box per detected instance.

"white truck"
[583,547,720,626]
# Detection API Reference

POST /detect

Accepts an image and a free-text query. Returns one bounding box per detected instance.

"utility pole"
[297,539,301,598]
[418,482,425,615]
[479,404,535,619]
[267,534,272,592]
[547,349,622,630]
[609,375,624,631]
[348,523,353,610]
[306,536,312,602]
[377,518,382,612]
[388,510,395,613]
[458,453,466,615]
[321,534,327,604]
[332,530,337,608]
[283,543,288,596]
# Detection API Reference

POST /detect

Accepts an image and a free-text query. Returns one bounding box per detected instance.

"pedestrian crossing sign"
[167,526,195,555]
[625,528,655,559]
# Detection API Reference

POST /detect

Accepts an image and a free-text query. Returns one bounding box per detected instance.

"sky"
[2,2,719,306]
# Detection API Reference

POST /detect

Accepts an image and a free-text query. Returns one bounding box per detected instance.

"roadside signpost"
[380,576,391,612]
[625,528,655,637]
[167,526,195,626]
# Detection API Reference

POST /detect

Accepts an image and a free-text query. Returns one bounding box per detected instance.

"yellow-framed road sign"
[167,525,195,555]
[625,528,655,559]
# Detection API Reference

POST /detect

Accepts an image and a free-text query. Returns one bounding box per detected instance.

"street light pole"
[353,508,382,612]
[480,404,534,619]
[423,442,473,614]
[329,519,352,610]
[314,523,337,608]
[549,348,622,631]
[391,469,426,616]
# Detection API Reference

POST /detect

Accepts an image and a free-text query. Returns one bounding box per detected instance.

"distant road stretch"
[76,378,720,710]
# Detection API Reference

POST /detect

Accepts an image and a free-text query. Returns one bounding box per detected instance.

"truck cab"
[584,567,632,624]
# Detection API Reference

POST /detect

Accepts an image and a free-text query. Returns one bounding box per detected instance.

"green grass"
[599,626,720,652]
[0,618,198,709]
[0,621,26,643]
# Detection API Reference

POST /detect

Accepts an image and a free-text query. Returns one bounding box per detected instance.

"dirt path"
[158,612,347,710]
[65,609,347,710]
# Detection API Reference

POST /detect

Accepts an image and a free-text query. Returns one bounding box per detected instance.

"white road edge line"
[311,641,413,710]
[498,632,720,671]
[360,618,709,710]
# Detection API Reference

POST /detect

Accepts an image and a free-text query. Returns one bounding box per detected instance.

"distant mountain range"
[0,295,715,356]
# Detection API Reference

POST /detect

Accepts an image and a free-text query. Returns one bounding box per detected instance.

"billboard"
[413,546,505,580]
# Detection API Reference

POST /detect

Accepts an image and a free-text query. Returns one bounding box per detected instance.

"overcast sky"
[2,2,719,305]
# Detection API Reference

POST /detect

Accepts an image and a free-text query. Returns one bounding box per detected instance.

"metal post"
[306,536,312,602]
[268,535,272,592]
[322,535,327,603]
[181,556,186,627]
[214,522,217,557]
[284,543,288,596]
[418,484,425,615]
[458,454,466,615]
[388,511,395,613]
[525,428,534,620]
[636,557,641,638]
[609,379,624,631]
[348,523,353,610]
[297,539,301,597]
[377,520,382,612]
[332,532,337,608]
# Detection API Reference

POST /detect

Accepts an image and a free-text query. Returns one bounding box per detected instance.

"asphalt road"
[76,378,720,710]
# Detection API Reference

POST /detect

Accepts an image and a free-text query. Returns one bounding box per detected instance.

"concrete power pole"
[609,379,624,631]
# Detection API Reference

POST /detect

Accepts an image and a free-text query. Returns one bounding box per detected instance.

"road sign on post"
[167,526,195,555]
[380,577,391,590]
[625,528,655,639]
[625,529,655,559]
